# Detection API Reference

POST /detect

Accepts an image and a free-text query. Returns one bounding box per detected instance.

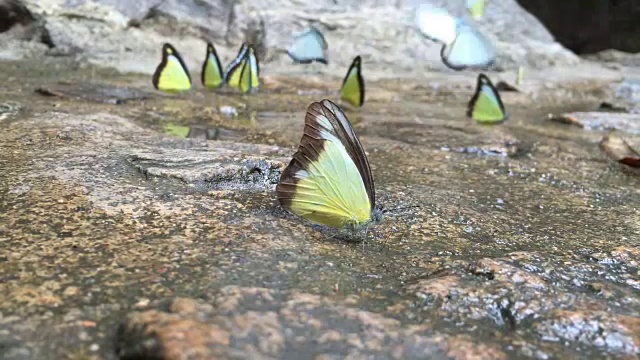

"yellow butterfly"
[152,43,192,93]
[466,0,487,20]
[224,43,260,94]
[467,73,508,124]
[276,99,381,233]
[201,42,224,89]
[164,123,191,138]
[339,56,365,107]
[516,66,525,86]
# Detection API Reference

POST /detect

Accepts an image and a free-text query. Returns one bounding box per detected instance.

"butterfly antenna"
[362,223,371,252]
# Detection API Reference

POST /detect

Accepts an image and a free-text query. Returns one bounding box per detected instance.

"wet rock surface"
[1,56,640,360]
[405,253,640,358]
[116,290,509,360]
[549,112,640,135]
[34,82,154,104]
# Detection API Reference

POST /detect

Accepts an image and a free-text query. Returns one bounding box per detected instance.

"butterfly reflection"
[164,124,243,141]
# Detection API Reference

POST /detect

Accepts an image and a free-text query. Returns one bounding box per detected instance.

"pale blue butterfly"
[287,27,328,64]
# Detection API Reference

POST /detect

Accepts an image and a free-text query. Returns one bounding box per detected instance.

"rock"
[589,246,640,272]
[0,0,35,33]
[117,300,231,359]
[2,55,640,360]
[0,0,52,60]
[0,101,23,121]
[403,253,640,357]
[370,116,521,157]
[535,310,640,355]
[127,148,282,190]
[449,136,520,158]
[116,288,509,359]
[582,57,640,113]
[585,50,640,68]
[11,0,578,77]
[599,132,640,169]
[517,1,640,54]
[34,82,154,104]
[613,77,640,113]
[3,110,287,215]
[548,112,640,135]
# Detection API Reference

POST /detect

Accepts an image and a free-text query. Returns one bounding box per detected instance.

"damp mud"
[1,59,639,359]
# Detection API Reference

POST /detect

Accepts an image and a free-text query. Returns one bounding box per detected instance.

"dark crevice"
[468,264,496,281]
[0,0,34,33]
[248,167,264,175]
[0,0,54,48]
[499,304,517,331]
[38,26,54,48]
[516,0,640,54]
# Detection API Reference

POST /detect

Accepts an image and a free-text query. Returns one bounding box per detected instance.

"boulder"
[4,0,579,77]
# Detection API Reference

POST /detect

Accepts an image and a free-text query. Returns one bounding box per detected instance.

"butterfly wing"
[224,43,256,94]
[226,58,246,90]
[415,4,457,44]
[516,66,525,86]
[201,43,224,89]
[247,46,260,91]
[287,27,328,64]
[276,100,373,228]
[164,124,191,138]
[467,73,507,123]
[238,58,252,94]
[441,22,496,70]
[339,56,365,107]
[152,43,192,92]
[224,43,249,88]
[466,0,486,19]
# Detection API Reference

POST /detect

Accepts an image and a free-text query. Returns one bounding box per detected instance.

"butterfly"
[164,123,191,138]
[466,0,487,20]
[224,43,260,94]
[440,21,496,70]
[415,5,495,70]
[201,42,224,89]
[415,4,458,44]
[467,73,508,123]
[516,66,525,86]
[276,99,381,234]
[152,43,192,93]
[339,56,365,107]
[287,27,328,64]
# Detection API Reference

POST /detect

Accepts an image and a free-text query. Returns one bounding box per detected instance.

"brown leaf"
[547,113,582,127]
[599,132,640,168]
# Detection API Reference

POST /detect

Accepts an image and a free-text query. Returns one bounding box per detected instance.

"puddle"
[35,81,154,104]
[164,123,247,141]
